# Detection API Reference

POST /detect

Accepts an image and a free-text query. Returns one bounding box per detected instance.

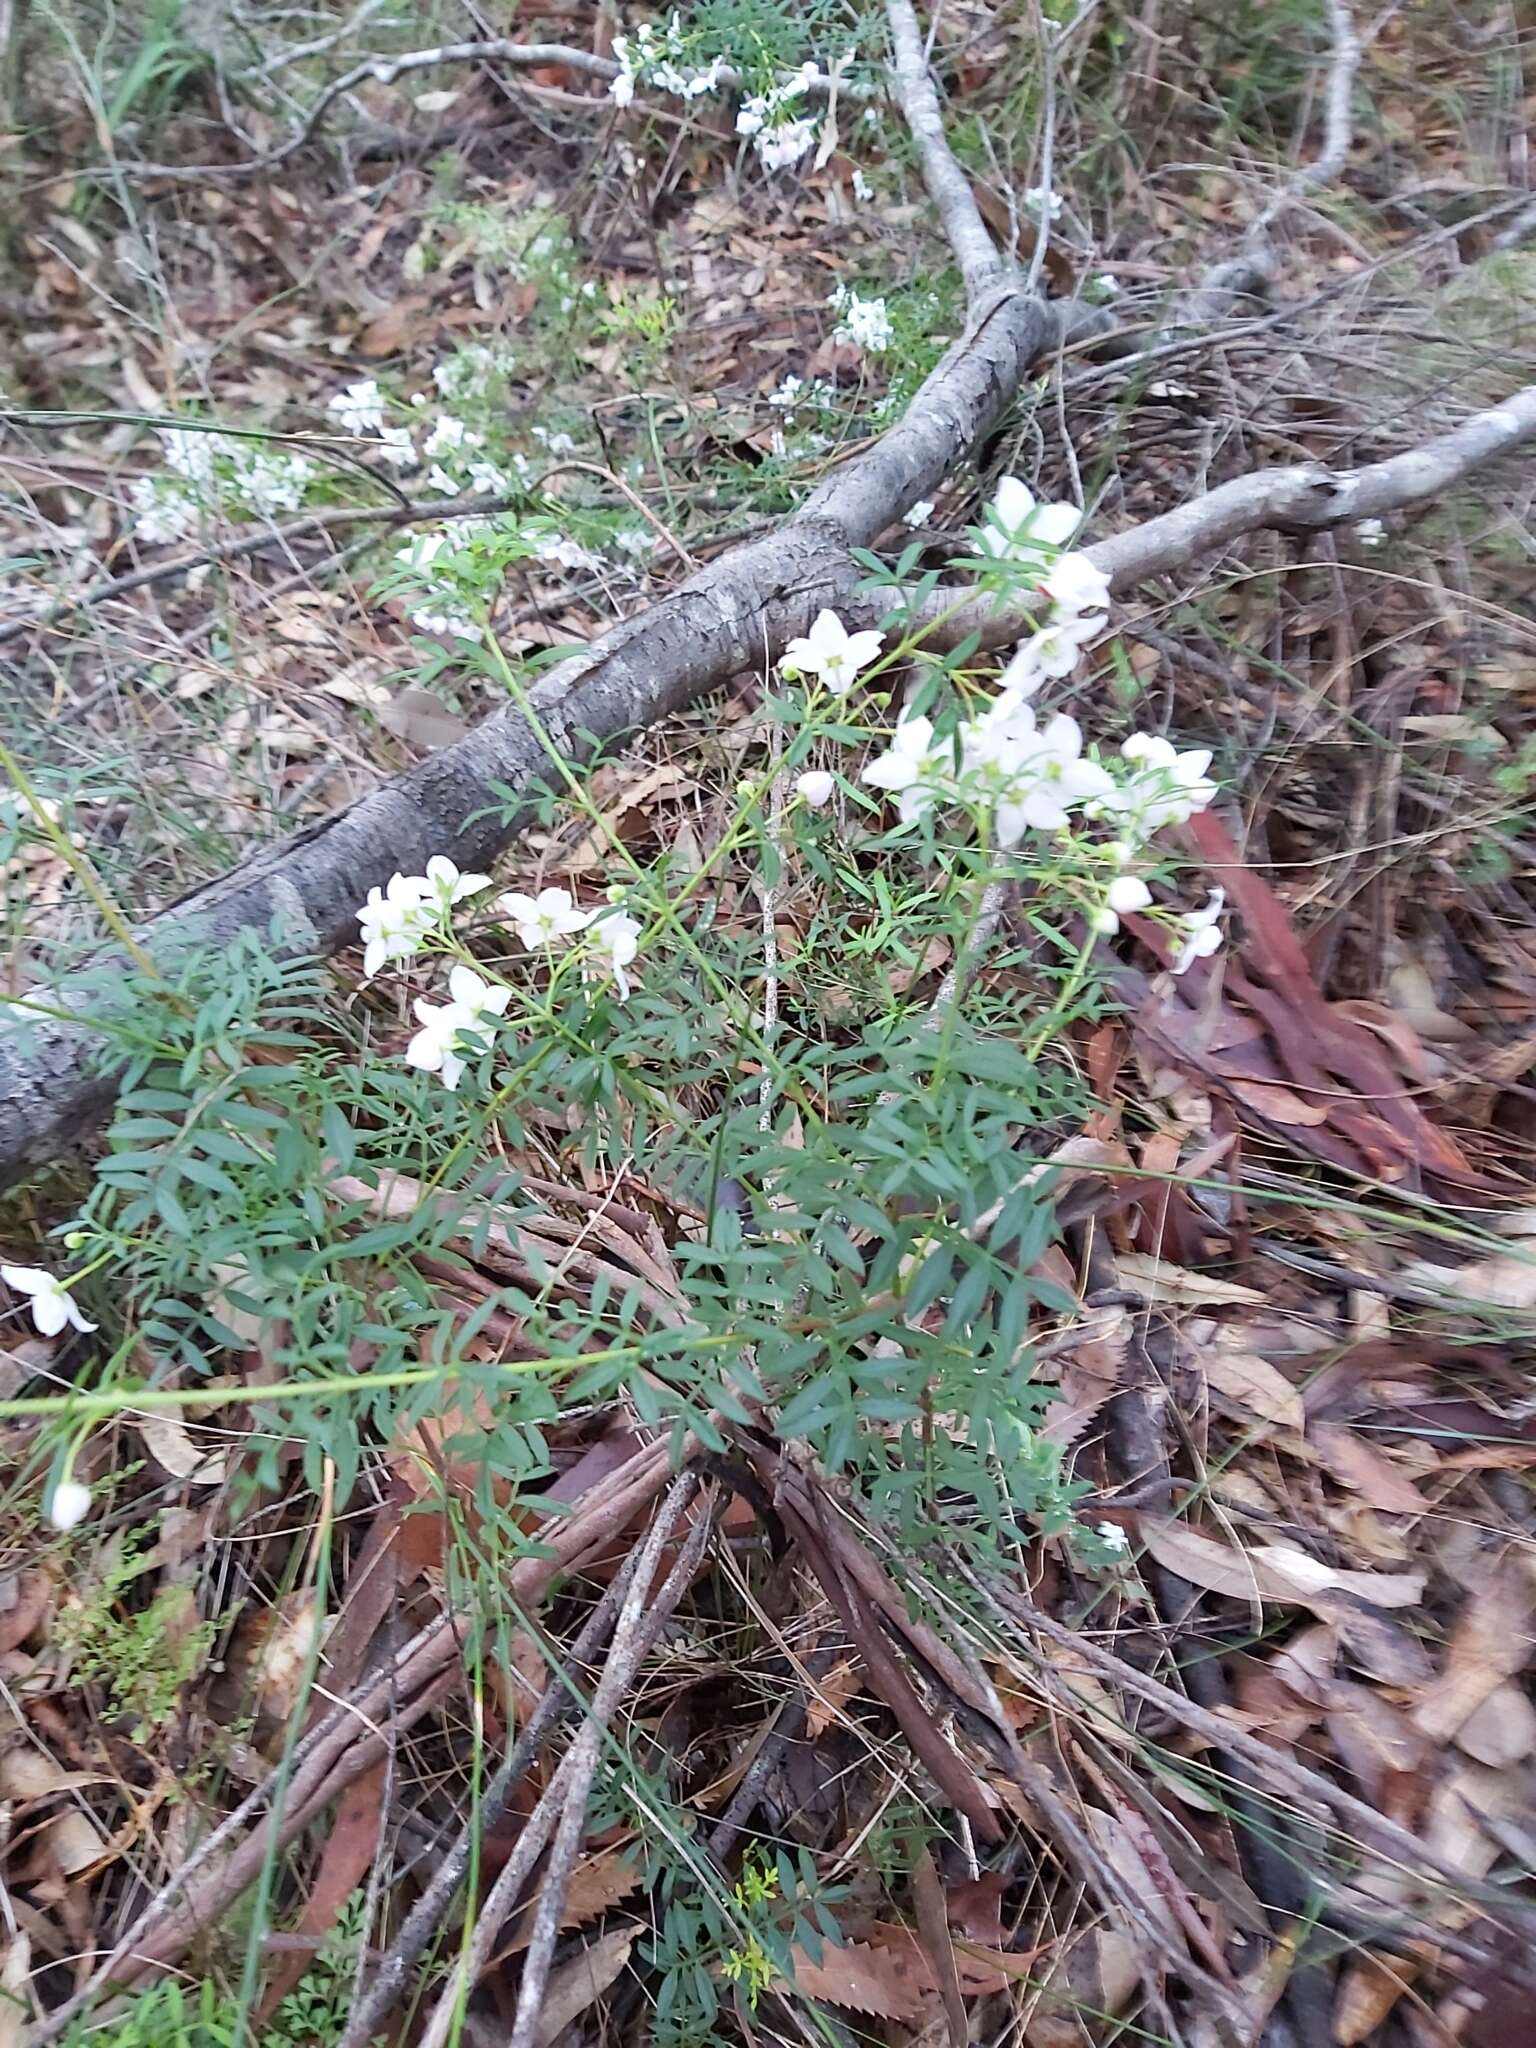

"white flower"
[585,909,643,1001]
[852,168,873,204]
[979,477,1081,560]
[48,1481,93,1531]
[1356,518,1385,546]
[861,713,947,824]
[405,965,512,1090]
[356,871,434,977]
[779,609,884,694]
[612,526,653,558]
[1000,608,1106,691]
[411,604,478,640]
[2,1265,97,1337]
[1094,1520,1128,1554]
[1093,273,1121,297]
[421,855,494,914]
[610,64,635,106]
[376,426,418,471]
[769,374,804,411]
[1042,550,1112,619]
[232,449,315,518]
[795,770,835,808]
[432,345,508,401]
[1093,872,1152,937]
[424,416,485,463]
[1171,888,1225,974]
[1101,734,1218,839]
[160,428,218,485]
[1023,185,1064,220]
[757,119,817,172]
[829,286,893,353]
[501,886,593,949]
[536,534,602,573]
[129,476,201,545]
[1106,874,1153,916]
[903,499,934,529]
[992,712,1116,845]
[327,379,386,434]
[465,459,514,495]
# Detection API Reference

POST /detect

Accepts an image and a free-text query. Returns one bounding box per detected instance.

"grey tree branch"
[1245,0,1363,248]
[885,0,1006,295]
[918,381,1536,647]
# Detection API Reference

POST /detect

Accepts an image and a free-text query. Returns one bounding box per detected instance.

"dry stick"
[0,471,586,654]
[960,1565,1536,1949]
[886,0,1009,296]
[334,1511,658,2048]
[415,1471,705,2048]
[98,38,844,184]
[503,1481,715,2048]
[4,376,1533,1178]
[26,1443,673,2048]
[1245,0,1364,251]
[25,1610,460,2046]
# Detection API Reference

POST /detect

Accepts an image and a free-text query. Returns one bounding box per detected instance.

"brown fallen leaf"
[256,1762,385,2020]
[1138,1520,1425,1613]
[1307,1423,1428,1515]
[1402,1249,1536,1309]
[785,1934,929,2021]
[1454,1683,1536,1768]
[534,1926,635,2047]
[805,1654,861,1739]
[1333,1949,1423,2046]
[1412,1563,1534,1743]
[1199,1349,1304,1431]
[1114,1253,1265,1307]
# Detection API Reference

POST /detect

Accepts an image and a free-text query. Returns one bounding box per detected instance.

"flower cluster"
[354,863,646,1090]
[357,856,493,977]
[610,12,726,107]
[783,473,1227,968]
[736,63,824,171]
[828,283,893,354]
[129,427,319,544]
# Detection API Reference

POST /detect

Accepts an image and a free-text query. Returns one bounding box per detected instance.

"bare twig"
[885,0,1006,294]
[503,1479,714,2048]
[1245,0,1363,248]
[415,1472,708,2048]
[960,1564,1536,1946]
[332,1525,656,2048]
[26,1444,674,2046]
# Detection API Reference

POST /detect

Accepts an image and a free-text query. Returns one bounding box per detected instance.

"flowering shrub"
[10,461,1231,1582]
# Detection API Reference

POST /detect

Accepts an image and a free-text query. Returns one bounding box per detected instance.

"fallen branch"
[0,0,1038,1179]
[920,381,1536,646]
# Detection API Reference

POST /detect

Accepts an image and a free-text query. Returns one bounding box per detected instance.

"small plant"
[55,1524,215,1738]
[57,1891,376,2048]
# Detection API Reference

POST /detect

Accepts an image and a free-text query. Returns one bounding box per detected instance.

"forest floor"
[1,4,1535,2045]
